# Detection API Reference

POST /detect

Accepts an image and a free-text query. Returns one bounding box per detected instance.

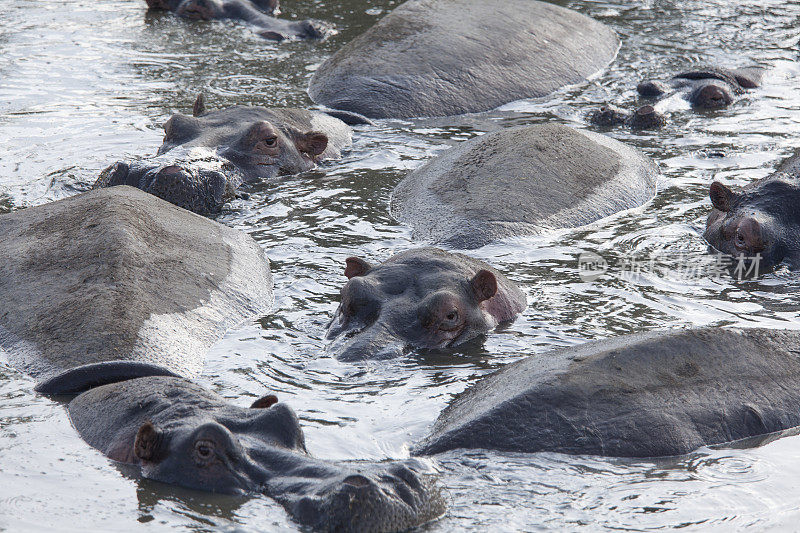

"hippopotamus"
[68,376,446,532]
[390,124,659,249]
[0,186,273,394]
[637,67,764,109]
[326,248,526,361]
[414,327,800,458]
[308,0,619,119]
[144,0,328,41]
[94,96,353,215]
[590,66,764,129]
[705,151,800,273]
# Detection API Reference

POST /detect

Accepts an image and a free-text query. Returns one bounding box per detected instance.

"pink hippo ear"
[250,394,279,409]
[134,422,166,463]
[710,181,737,212]
[295,131,328,157]
[470,269,498,302]
[192,94,206,117]
[344,257,373,279]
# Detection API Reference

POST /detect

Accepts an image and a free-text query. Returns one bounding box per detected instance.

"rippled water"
[2,0,800,531]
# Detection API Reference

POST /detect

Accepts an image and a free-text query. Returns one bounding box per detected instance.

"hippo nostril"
[158,165,185,177]
[342,474,371,488]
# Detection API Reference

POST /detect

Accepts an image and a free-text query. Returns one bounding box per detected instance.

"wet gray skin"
[326,248,527,361]
[704,150,800,274]
[637,67,764,109]
[589,104,667,130]
[68,376,446,532]
[414,328,800,458]
[144,0,328,41]
[94,96,352,215]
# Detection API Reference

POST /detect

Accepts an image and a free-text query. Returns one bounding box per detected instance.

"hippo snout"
[142,164,230,215]
[690,83,734,109]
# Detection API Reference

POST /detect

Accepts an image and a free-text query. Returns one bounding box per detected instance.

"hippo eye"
[440,309,461,331]
[194,439,216,465]
[735,230,747,250]
[263,136,277,147]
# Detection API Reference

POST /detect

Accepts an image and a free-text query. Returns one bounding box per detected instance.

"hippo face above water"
[94,96,352,214]
[326,248,527,361]
[69,377,446,531]
[704,157,800,273]
[638,67,763,109]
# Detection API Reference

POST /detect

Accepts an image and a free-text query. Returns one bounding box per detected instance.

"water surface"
[1,0,800,531]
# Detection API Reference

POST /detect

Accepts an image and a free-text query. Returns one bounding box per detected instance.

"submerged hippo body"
[415,328,800,458]
[95,98,352,215]
[0,186,273,394]
[308,0,619,119]
[390,124,659,249]
[144,0,328,41]
[69,376,446,532]
[705,151,800,273]
[327,248,526,361]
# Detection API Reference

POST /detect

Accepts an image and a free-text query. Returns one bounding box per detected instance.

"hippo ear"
[344,257,373,279]
[295,131,328,157]
[710,181,736,212]
[134,422,166,463]
[192,94,206,117]
[250,394,279,409]
[470,269,498,302]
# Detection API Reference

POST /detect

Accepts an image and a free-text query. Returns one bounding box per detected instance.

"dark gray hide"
[0,187,273,394]
[308,0,619,118]
[390,124,659,249]
[414,328,800,458]
[704,150,800,272]
[637,67,764,109]
[94,105,352,215]
[69,376,446,532]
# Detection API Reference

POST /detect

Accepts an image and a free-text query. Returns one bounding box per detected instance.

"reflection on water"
[1,0,800,530]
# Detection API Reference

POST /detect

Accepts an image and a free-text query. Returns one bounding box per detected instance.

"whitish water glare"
[1,0,800,531]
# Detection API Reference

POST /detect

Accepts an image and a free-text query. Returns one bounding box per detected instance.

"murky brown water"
[2,0,800,531]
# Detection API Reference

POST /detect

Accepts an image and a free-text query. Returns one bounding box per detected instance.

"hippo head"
[326,249,525,360]
[687,80,735,109]
[95,96,330,214]
[175,0,225,20]
[129,396,300,495]
[69,377,445,530]
[704,178,800,273]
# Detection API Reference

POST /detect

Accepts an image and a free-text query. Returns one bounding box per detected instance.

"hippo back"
[414,327,800,457]
[0,186,273,393]
[390,124,659,249]
[308,0,620,118]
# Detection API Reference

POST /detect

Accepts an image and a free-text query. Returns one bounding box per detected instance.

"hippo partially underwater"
[705,150,800,273]
[0,187,446,531]
[415,328,800,458]
[68,376,446,532]
[144,0,329,41]
[308,0,619,118]
[94,96,353,215]
[0,186,273,393]
[390,124,659,249]
[591,66,764,129]
[326,248,527,361]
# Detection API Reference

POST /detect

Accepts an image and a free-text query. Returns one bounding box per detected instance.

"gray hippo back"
[414,328,800,458]
[0,186,273,393]
[391,124,658,249]
[308,0,619,118]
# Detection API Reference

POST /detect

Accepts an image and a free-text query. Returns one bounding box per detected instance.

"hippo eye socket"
[735,230,747,249]
[439,309,461,331]
[194,439,216,464]
[264,136,277,147]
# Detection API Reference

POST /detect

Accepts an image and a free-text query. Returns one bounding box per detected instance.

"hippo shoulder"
[390,124,658,249]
